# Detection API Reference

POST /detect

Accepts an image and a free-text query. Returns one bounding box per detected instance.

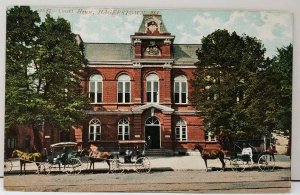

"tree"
[271,44,292,134]
[6,7,88,151]
[191,29,271,146]
[270,44,293,155]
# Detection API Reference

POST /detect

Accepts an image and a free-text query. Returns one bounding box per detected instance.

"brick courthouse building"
[5,14,218,155]
[73,14,218,153]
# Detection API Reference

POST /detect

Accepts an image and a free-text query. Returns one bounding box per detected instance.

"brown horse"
[89,150,114,173]
[193,144,225,171]
[11,149,43,175]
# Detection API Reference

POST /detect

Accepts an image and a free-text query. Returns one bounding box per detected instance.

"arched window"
[89,74,103,103]
[118,74,131,103]
[89,119,101,141]
[118,119,130,140]
[175,120,187,141]
[146,73,159,103]
[145,117,160,126]
[174,75,188,104]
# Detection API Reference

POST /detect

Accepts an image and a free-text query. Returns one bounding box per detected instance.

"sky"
[31,7,294,58]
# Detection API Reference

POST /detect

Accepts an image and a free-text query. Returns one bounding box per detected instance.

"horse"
[88,149,114,173]
[193,144,225,171]
[11,149,43,175]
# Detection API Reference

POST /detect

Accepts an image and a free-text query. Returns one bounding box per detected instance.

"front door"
[145,126,160,149]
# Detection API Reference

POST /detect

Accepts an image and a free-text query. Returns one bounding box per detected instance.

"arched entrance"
[145,116,161,149]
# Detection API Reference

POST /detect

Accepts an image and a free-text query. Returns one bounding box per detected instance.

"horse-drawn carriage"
[42,142,86,174]
[225,138,277,171]
[110,140,151,173]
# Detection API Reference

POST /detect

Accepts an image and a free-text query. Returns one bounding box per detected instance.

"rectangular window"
[153,81,158,103]
[118,126,129,140]
[90,125,101,141]
[181,93,187,103]
[89,126,94,140]
[175,126,187,141]
[174,82,180,103]
[118,126,123,140]
[125,82,130,103]
[174,81,187,104]
[124,126,129,140]
[118,82,123,103]
[97,82,102,103]
[181,82,187,103]
[95,126,101,140]
[89,82,95,103]
[118,82,130,103]
[90,81,102,103]
[146,81,151,102]
[146,81,159,103]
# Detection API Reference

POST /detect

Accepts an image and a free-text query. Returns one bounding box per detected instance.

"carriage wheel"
[258,153,275,171]
[39,163,52,175]
[135,157,151,173]
[224,158,232,171]
[110,159,124,174]
[4,159,12,173]
[63,158,82,174]
[80,156,91,171]
[231,158,249,172]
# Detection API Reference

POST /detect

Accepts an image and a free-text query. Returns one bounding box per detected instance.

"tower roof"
[136,14,170,35]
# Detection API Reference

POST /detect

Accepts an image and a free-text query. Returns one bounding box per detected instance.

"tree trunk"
[32,122,43,152]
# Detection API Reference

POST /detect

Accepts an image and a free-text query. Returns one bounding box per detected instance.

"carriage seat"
[124,149,134,163]
[241,147,253,164]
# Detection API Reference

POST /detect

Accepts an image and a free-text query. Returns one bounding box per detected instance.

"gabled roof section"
[84,43,132,62]
[83,43,201,63]
[173,44,201,63]
[132,103,174,113]
[137,14,170,34]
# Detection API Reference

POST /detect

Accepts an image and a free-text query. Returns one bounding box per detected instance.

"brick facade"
[78,14,219,152]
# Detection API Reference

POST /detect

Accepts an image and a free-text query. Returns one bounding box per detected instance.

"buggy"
[110,140,151,173]
[225,137,276,171]
[42,142,84,174]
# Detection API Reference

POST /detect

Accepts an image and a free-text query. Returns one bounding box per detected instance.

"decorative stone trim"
[133,62,142,68]
[164,38,171,44]
[133,38,141,44]
[163,62,172,69]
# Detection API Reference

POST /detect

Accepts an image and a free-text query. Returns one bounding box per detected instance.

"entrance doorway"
[145,117,160,149]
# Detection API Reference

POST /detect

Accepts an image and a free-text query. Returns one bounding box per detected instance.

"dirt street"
[4,169,290,193]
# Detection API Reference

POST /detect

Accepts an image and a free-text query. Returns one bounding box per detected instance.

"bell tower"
[131,14,175,60]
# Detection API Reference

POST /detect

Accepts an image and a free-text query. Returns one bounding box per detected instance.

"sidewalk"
[6,154,290,174]
[149,154,291,171]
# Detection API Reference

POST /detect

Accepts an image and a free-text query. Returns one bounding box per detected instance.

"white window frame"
[89,74,103,104]
[175,120,187,141]
[146,73,159,103]
[205,131,217,142]
[118,119,130,140]
[117,74,131,103]
[89,119,101,141]
[174,75,188,104]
